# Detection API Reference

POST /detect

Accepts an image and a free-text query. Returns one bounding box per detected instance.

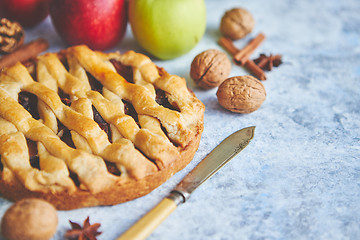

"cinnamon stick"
[244,60,266,80]
[233,33,266,65]
[0,38,49,69]
[218,37,238,56]
[218,36,266,80]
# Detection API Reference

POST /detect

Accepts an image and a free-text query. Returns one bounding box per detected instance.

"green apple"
[128,0,206,60]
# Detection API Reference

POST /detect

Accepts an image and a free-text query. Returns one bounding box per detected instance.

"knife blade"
[117,126,255,240]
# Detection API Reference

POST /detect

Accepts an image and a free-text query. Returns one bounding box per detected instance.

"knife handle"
[117,198,177,240]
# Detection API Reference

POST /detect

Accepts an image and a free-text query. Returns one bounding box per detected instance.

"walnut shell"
[216,75,266,113]
[190,49,231,89]
[220,8,255,40]
[1,198,58,240]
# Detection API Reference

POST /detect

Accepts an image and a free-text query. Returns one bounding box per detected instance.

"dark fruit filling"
[92,106,112,142]
[105,161,121,176]
[0,156,3,171]
[26,139,40,170]
[58,53,70,72]
[110,59,134,83]
[29,156,40,170]
[123,100,139,125]
[69,171,80,187]
[57,121,75,148]
[87,72,103,93]
[18,91,40,120]
[59,88,71,106]
[155,89,179,112]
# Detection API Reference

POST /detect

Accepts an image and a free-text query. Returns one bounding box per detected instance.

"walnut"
[65,216,102,239]
[0,18,24,54]
[190,49,231,89]
[216,75,266,113]
[1,198,58,240]
[220,8,255,40]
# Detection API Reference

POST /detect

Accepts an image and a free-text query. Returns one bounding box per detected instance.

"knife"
[117,126,255,240]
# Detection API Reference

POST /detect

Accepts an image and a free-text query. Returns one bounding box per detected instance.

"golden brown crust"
[0,45,205,210]
[0,121,202,210]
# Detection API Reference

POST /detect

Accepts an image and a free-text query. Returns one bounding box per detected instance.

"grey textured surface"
[1,0,360,239]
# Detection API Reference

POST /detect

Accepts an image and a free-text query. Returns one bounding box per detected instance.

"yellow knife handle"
[117,198,178,240]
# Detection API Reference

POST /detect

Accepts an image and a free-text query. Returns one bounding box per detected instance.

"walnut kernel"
[216,75,266,113]
[220,8,255,40]
[190,49,231,89]
[1,198,58,240]
[0,18,24,54]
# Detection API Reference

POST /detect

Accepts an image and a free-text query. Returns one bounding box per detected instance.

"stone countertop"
[1,0,359,239]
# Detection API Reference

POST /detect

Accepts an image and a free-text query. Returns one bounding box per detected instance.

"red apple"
[0,0,50,28]
[49,0,127,51]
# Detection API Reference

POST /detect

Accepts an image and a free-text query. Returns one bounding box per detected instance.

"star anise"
[65,216,102,240]
[253,53,282,71]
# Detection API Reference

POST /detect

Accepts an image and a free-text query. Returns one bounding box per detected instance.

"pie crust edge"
[0,46,205,210]
[0,121,203,210]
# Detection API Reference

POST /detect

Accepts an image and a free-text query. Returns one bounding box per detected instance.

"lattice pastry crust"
[0,45,205,210]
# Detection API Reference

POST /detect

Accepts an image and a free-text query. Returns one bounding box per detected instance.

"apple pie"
[0,45,205,210]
